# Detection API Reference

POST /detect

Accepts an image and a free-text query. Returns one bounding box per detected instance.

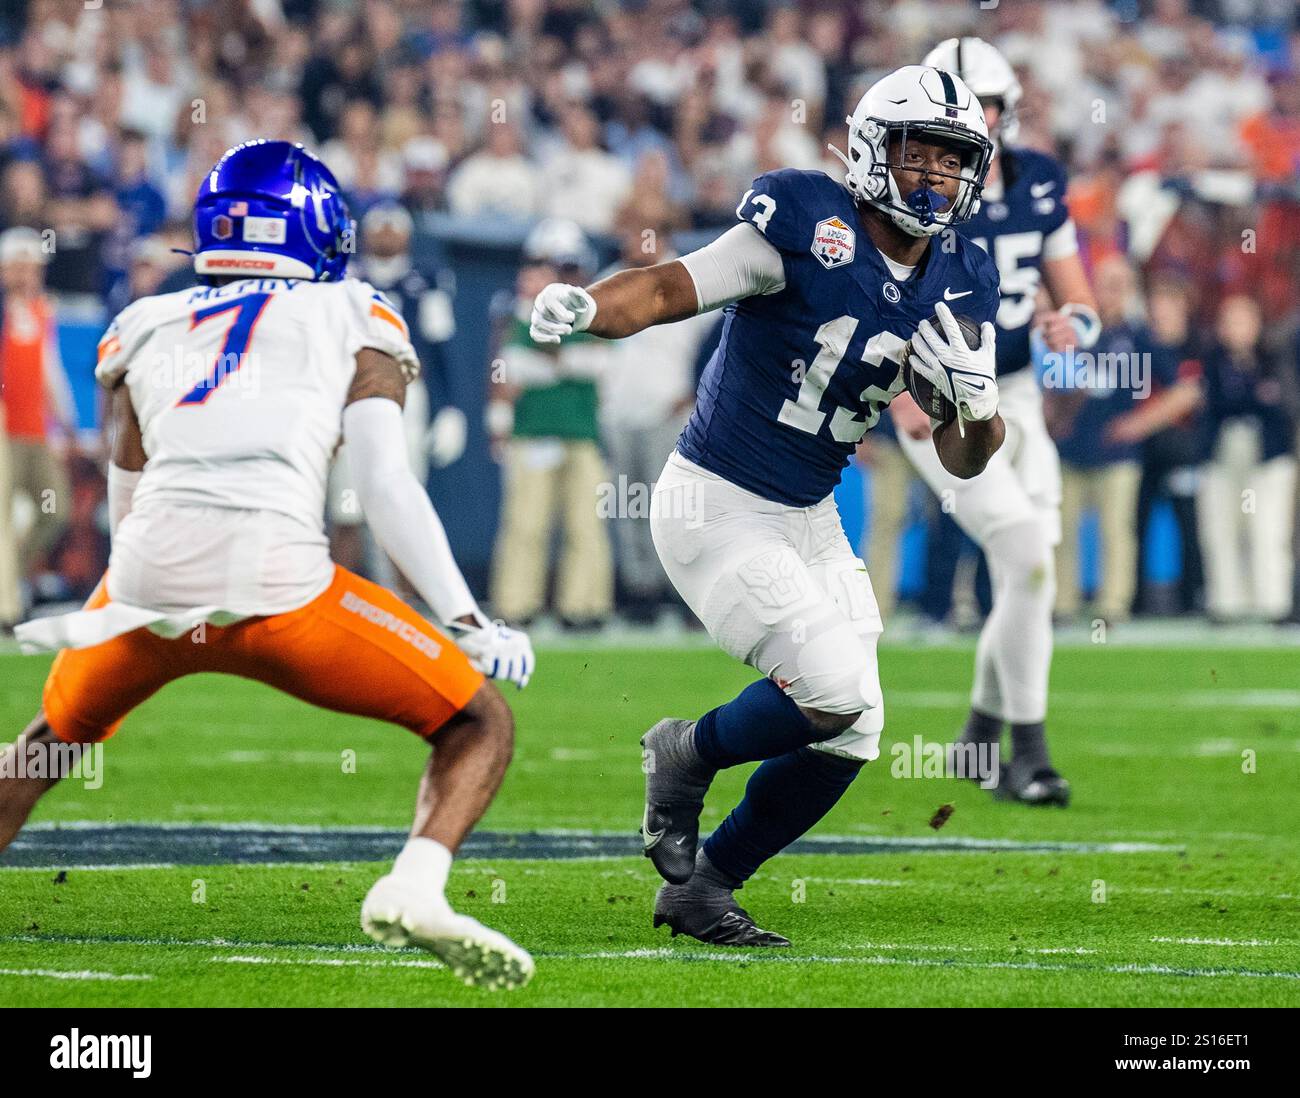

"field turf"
[1,642,1298,1007]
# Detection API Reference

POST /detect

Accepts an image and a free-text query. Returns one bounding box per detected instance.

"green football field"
[1,641,1298,1007]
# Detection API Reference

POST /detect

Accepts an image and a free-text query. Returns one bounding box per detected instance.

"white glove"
[425,405,468,468]
[447,612,535,689]
[529,283,596,344]
[909,302,999,435]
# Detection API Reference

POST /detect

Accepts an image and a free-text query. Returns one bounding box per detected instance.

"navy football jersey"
[677,169,999,507]
[959,147,1071,377]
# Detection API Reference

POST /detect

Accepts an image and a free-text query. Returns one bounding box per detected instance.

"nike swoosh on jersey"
[1030,181,1057,197]
[943,288,974,301]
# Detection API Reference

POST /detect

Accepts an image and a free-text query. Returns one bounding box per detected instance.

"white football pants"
[897,369,1059,724]
[650,452,884,763]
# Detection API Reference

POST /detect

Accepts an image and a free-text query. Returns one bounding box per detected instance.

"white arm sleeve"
[343,397,479,625]
[1042,218,1080,261]
[677,223,787,312]
[107,463,141,539]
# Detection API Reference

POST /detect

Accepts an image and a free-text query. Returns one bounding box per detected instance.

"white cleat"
[361,875,535,991]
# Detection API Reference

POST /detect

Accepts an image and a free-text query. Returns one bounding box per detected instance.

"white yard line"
[1097,830,1274,843]
[1085,741,1300,758]
[820,877,1300,902]
[6,933,1297,981]
[0,862,376,872]
[846,941,1098,956]
[878,690,1300,710]
[788,877,908,887]
[537,949,1300,980]
[5,859,1294,905]
[21,821,404,833]
[0,967,153,981]
[1150,937,1286,947]
[2,933,398,954]
[0,863,180,872]
[1119,885,1298,901]
[201,752,346,766]
[211,955,445,970]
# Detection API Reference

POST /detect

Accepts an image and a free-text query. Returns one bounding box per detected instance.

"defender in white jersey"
[0,141,536,990]
[888,38,1101,805]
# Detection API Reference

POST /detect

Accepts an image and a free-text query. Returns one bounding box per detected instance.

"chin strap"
[826,142,859,197]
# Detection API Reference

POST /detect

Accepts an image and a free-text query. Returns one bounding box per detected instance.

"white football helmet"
[523,217,597,276]
[923,37,1023,145]
[830,65,994,239]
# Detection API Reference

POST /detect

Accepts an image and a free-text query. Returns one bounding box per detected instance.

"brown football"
[902,312,983,424]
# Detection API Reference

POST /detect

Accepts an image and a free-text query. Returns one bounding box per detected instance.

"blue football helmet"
[193,140,354,282]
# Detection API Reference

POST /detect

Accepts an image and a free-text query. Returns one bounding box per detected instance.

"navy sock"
[961,708,1003,745]
[693,678,829,770]
[703,747,864,884]
[1010,721,1051,772]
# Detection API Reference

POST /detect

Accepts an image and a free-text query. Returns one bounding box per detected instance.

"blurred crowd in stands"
[1,0,1299,631]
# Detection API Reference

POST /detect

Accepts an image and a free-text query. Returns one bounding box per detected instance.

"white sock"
[971,520,1055,724]
[391,836,453,896]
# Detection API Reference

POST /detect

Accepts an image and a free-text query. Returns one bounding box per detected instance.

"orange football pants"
[41,565,485,745]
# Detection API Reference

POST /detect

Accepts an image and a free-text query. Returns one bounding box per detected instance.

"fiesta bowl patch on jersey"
[811,216,855,269]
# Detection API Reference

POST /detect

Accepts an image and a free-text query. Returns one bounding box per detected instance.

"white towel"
[15,603,248,654]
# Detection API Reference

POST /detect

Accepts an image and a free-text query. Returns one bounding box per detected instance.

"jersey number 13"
[778,316,907,443]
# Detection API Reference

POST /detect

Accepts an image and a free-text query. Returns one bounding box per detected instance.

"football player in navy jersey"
[530,66,1002,946]
[887,38,1103,808]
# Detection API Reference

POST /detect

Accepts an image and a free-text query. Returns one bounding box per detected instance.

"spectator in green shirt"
[488,220,613,628]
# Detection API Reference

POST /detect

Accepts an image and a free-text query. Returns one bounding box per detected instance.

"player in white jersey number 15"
[0,141,535,989]
[888,38,1103,807]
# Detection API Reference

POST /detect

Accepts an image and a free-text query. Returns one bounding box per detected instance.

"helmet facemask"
[833,116,994,238]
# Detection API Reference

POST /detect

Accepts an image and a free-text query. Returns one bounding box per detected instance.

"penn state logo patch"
[811,216,855,269]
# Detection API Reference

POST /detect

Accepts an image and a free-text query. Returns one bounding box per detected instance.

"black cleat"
[640,718,714,884]
[653,881,791,948]
[994,759,1071,806]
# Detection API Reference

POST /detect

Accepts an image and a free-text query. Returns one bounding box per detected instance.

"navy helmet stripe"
[937,69,959,107]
